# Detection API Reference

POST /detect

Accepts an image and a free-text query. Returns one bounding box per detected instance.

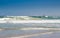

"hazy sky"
[0,0,60,16]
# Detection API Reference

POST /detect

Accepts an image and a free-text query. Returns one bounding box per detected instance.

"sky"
[0,0,60,16]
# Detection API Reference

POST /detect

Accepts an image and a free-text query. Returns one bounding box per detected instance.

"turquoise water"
[0,23,60,38]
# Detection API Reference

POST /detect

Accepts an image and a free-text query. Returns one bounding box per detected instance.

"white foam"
[20,28,50,30]
[20,27,60,30]
[0,20,60,23]
[0,29,4,31]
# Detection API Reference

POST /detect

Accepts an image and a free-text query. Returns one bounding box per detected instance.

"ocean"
[0,23,60,38]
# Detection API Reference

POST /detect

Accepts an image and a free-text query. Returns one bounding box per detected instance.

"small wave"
[20,27,60,31]
[20,27,51,30]
[0,27,60,31]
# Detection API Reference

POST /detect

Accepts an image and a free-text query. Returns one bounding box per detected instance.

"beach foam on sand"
[0,29,4,31]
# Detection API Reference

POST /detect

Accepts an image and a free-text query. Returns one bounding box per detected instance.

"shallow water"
[0,23,60,38]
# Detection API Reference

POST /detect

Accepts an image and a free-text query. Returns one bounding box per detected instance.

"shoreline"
[0,27,60,30]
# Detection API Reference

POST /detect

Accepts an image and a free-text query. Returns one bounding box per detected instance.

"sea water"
[0,23,60,38]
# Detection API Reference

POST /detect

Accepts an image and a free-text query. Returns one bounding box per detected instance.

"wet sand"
[0,30,49,38]
[9,32,53,38]
[0,23,60,38]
